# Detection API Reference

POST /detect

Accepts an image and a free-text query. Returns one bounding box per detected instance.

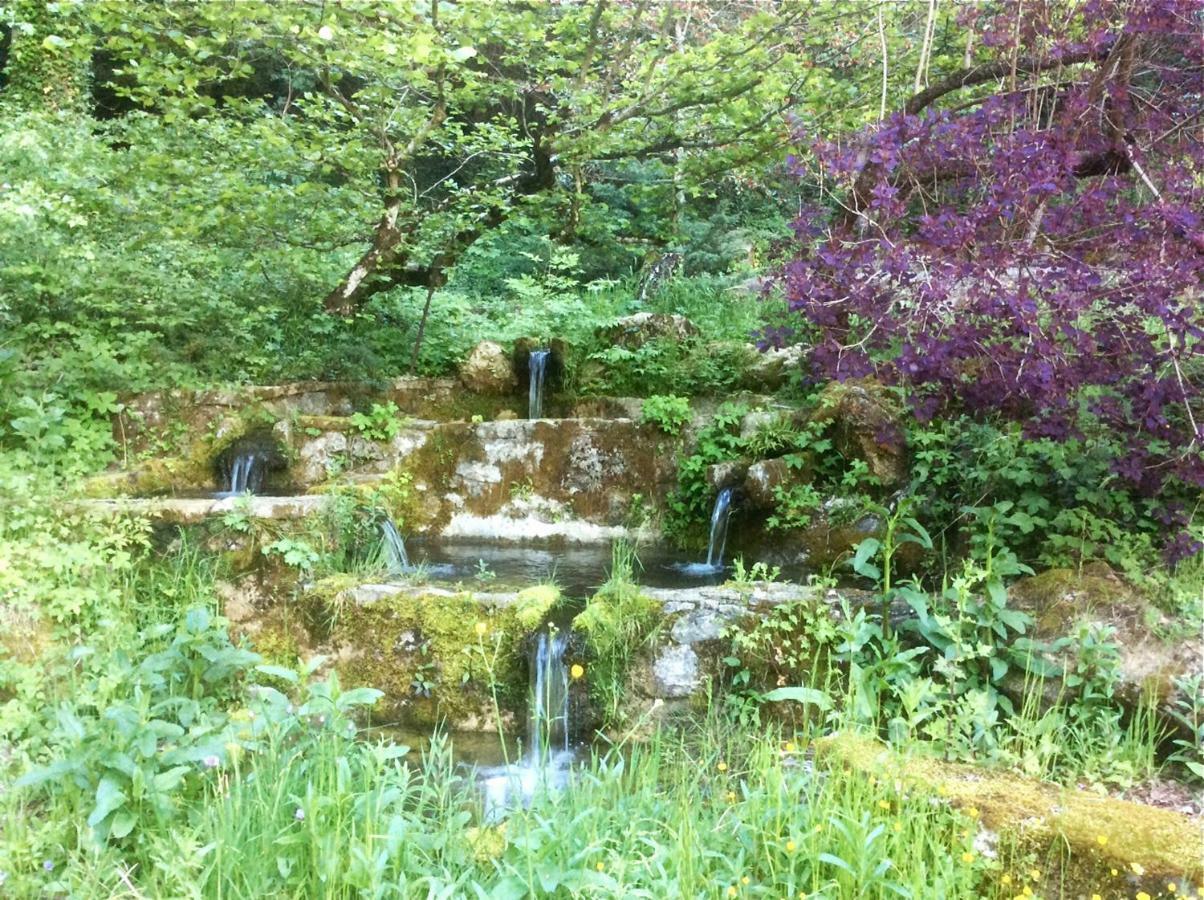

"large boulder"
[741,344,805,392]
[807,378,908,487]
[1007,566,1203,731]
[459,341,517,395]
[601,313,699,349]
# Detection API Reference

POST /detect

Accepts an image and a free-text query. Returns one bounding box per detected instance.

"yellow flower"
[1131,862,1146,876]
[937,784,949,796]
[727,887,738,898]
[892,821,902,833]
[1001,874,1012,886]
[1022,888,1033,898]
[1028,869,1041,881]
[570,663,585,679]
[1091,894,1102,900]
[595,862,604,872]
[1096,834,1108,847]
[726,790,737,803]
[784,741,797,753]
[717,761,728,772]
[878,800,890,810]
[813,824,823,833]
[966,806,980,819]
[961,852,975,864]
[474,622,487,636]
[1167,884,1177,893]
[785,840,796,853]
[1136,892,1151,900]
[741,876,750,886]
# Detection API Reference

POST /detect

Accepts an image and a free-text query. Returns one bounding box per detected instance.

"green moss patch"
[325,584,557,729]
[815,733,1203,896]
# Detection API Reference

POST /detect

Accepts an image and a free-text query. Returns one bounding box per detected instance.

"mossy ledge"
[815,732,1203,896]
[318,581,563,730]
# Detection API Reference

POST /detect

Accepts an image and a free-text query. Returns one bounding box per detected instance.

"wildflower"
[595,862,604,872]
[475,622,487,636]
[966,806,980,819]
[317,24,334,40]
[813,824,823,834]
[1001,874,1012,886]
[1096,834,1108,847]
[202,754,220,769]
[42,861,53,872]
[570,663,585,680]
[785,840,796,853]
[961,852,974,864]
[727,887,738,898]
[1167,885,1177,894]
[878,800,890,810]
[1136,893,1151,900]
[1130,862,1146,876]
[892,821,902,833]
[726,790,737,803]
[741,876,750,886]
[784,741,796,753]
[1091,894,1102,900]
[1028,869,1041,881]
[294,808,305,821]
[1022,888,1032,898]
[717,761,728,772]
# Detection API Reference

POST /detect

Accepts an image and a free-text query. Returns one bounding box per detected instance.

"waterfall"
[480,624,575,821]
[526,628,571,761]
[528,349,551,419]
[704,486,734,569]
[379,519,411,574]
[217,451,263,496]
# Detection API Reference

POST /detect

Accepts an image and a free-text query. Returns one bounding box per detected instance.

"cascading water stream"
[526,628,571,761]
[216,451,264,497]
[481,624,575,821]
[379,519,412,574]
[704,486,734,569]
[528,349,551,419]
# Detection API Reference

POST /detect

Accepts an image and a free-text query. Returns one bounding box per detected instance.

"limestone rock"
[1007,565,1203,735]
[743,456,811,509]
[459,341,517,395]
[651,644,701,698]
[807,378,907,487]
[601,313,699,349]
[706,459,750,492]
[742,345,805,391]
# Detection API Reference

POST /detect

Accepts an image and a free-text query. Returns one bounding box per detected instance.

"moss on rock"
[815,732,1203,896]
[325,584,549,729]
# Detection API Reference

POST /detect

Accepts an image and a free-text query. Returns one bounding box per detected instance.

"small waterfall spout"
[668,486,735,578]
[704,486,734,569]
[379,519,411,574]
[217,451,264,496]
[526,627,571,761]
[528,349,551,419]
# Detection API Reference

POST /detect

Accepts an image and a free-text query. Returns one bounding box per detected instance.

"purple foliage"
[778,0,1204,525]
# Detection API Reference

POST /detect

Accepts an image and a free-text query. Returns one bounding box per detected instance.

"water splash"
[528,349,551,419]
[379,519,411,574]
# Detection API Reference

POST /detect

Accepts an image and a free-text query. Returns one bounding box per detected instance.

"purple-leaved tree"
[776,0,1203,554]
